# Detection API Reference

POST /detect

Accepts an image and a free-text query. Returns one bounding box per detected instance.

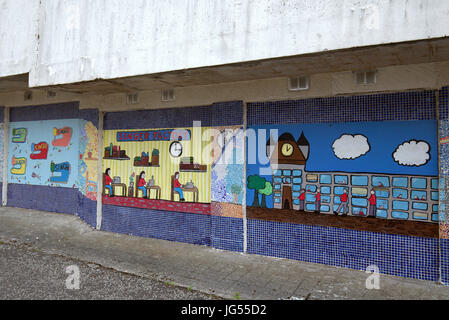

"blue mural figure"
[50,161,70,183]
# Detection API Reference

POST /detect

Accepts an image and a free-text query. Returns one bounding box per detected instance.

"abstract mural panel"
[8,119,80,188]
[211,126,244,219]
[78,119,98,201]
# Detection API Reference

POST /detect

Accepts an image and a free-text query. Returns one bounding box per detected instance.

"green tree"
[258,181,273,208]
[230,184,242,203]
[247,175,266,207]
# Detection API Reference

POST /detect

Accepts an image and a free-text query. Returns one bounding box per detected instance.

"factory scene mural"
[8,119,80,188]
[246,120,439,229]
[102,126,212,215]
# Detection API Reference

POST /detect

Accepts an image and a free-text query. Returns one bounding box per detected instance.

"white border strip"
[2,107,8,206]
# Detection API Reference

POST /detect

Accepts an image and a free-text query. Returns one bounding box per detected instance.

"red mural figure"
[52,127,72,147]
[367,190,377,218]
[30,142,49,160]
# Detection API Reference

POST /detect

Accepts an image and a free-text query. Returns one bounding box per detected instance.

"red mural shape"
[30,142,49,160]
[52,127,72,147]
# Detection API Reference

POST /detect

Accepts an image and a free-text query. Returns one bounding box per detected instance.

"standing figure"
[104,168,114,197]
[368,190,377,218]
[314,187,321,214]
[173,171,185,202]
[138,171,148,198]
[334,189,348,216]
[298,189,306,211]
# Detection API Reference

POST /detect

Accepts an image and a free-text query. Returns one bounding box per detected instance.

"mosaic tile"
[104,101,243,130]
[10,102,80,122]
[247,219,439,281]
[248,90,437,125]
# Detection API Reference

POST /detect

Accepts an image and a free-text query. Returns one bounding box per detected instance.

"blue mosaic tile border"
[10,102,80,122]
[104,101,243,130]
[211,215,244,252]
[248,90,437,125]
[101,204,244,251]
[79,109,99,128]
[101,204,212,246]
[7,183,78,215]
[210,101,244,127]
[440,86,448,120]
[440,239,449,284]
[77,193,97,228]
[247,219,439,281]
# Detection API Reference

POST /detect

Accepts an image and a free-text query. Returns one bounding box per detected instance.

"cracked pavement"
[1,207,449,300]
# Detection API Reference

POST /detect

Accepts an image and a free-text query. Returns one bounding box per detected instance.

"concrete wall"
[0,0,39,78]
[1,0,449,86]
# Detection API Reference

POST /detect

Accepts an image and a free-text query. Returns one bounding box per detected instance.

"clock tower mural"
[267,132,309,209]
[246,119,439,232]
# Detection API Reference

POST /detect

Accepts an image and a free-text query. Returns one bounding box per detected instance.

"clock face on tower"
[169,141,183,157]
[281,142,294,157]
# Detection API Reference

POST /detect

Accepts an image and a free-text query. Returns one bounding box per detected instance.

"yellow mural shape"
[103,126,211,203]
[82,121,99,200]
[11,156,27,175]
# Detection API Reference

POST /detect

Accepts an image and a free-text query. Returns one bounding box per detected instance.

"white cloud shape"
[393,140,430,166]
[332,134,370,160]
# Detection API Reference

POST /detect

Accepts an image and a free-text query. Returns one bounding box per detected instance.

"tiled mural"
[102,126,211,215]
[6,103,98,226]
[246,120,439,225]
[438,87,449,284]
[100,102,244,251]
[5,90,449,283]
[246,90,442,281]
[8,119,79,187]
[211,126,244,219]
[78,120,99,201]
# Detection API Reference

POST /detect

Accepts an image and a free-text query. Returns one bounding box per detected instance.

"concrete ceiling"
[0,73,29,93]
[2,37,449,95]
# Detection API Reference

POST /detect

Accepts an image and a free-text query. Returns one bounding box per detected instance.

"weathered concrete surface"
[0,0,39,78]
[0,206,449,300]
[0,242,217,300]
[2,0,449,86]
[29,0,449,87]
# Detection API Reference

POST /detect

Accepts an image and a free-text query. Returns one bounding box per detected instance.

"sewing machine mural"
[49,161,70,183]
[11,156,27,175]
[12,128,27,143]
[30,142,49,160]
[52,127,72,147]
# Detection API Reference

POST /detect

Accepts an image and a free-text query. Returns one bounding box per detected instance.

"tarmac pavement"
[0,206,448,300]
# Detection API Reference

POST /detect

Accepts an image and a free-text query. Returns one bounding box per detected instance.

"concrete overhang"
[0,74,29,93]
[2,37,449,95]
